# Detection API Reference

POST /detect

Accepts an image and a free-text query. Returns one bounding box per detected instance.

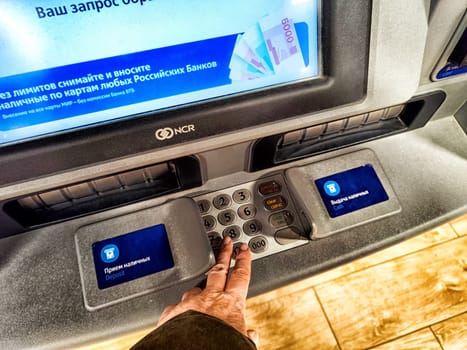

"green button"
[269,211,294,228]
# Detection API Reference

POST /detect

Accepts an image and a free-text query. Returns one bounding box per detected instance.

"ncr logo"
[155,125,196,141]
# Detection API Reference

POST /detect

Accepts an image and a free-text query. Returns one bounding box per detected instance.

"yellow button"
[264,196,287,211]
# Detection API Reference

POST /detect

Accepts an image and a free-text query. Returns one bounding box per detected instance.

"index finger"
[225,243,251,299]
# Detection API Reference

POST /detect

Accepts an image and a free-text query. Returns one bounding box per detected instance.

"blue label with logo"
[315,164,389,218]
[92,224,174,289]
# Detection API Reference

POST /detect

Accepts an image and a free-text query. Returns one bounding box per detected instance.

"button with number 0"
[207,232,222,255]
[232,243,243,260]
[229,243,244,267]
[249,236,268,253]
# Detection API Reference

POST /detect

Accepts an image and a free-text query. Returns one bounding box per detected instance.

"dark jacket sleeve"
[130,310,257,350]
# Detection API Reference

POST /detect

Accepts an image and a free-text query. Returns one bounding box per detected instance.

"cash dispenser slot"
[249,91,446,171]
[4,156,201,231]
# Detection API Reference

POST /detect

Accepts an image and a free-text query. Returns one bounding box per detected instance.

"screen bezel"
[0,0,372,186]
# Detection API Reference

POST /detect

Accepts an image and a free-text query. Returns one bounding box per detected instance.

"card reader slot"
[4,156,201,230]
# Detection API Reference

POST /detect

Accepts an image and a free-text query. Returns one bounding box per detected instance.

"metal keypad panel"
[194,174,309,262]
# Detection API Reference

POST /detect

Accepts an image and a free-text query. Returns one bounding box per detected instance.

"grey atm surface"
[286,149,401,239]
[75,198,214,310]
[0,1,466,349]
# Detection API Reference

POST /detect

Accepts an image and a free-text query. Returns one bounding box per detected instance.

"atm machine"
[0,1,466,349]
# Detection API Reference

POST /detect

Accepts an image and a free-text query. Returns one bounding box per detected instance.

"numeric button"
[232,243,243,260]
[203,215,216,231]
[218,210,236,226]
[223,226,242,241]
[207,232,222,255]
[213,194,231,210]
[248,236,268,254]
[229,243,244,267]
[197,199,211,214]
[238,204,256,220]
[233,189,251,204]
[243,219,262,236]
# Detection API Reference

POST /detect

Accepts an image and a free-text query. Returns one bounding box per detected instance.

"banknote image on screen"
[0,0,320,145]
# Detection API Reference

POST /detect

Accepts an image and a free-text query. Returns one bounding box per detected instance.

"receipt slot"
[75,198,215,310]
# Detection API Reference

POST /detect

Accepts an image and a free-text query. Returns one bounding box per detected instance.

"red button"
[258,181,282,196]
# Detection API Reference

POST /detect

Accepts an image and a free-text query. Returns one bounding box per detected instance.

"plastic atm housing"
[0,1,466,350]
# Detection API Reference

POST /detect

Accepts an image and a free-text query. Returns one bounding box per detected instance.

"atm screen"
[0,0,320,146]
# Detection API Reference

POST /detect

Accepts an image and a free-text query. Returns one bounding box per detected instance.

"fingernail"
[240,243,248,251]
[224,236,232,245]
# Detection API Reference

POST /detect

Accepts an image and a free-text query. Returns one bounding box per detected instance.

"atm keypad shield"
[194,174,310,261]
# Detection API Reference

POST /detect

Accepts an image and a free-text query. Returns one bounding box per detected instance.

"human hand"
[156,236,258,344]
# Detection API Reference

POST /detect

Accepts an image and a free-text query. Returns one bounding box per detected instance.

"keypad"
[194,174,309,262]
